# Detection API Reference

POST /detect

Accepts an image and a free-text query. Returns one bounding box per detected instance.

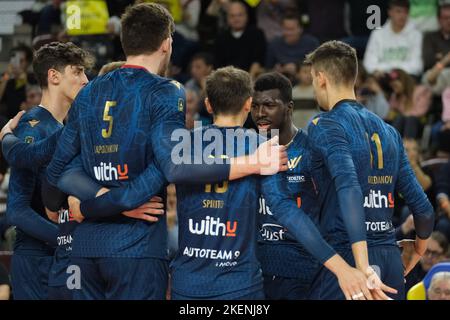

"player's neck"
[125,55,162,75]
[213,114,245,127]
[279,123,297,146]
[40,89,70,124]
[327,87,356,111]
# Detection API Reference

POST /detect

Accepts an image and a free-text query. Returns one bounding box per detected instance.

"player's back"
[171,125,263,299]
[308,100,403,248]
[69,66,182,259]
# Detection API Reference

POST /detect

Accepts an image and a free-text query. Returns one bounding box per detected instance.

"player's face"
[311,67,328,111]
[251,89,291,133]
[60,65,88,101]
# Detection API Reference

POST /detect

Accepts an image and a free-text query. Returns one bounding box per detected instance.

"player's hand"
[45,207,59,224]
[365,266,397,300]
[122,196,165,223]
[251,136,288,175]
[68,195,84,223]
[0,110,25,141]
[335,265,373,300]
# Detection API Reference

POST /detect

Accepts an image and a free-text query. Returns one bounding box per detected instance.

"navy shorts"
[263,275,310,300]
[10,254,52,300]
[71,257,168,300]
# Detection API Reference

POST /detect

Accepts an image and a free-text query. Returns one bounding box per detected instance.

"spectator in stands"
[265,14,319,71]
[185,89,200,129]
[256,0,297,42]
[0,44,35,119]
[213,0,266,76]
[19,85,41,112]
[423,51,450,96]
[388,69,432,138]
[343,0,389,58]
[406,231,449,291]
[409,0,439,33]
[0,262,10,300]
[185,52,214,97]
[176,0,201,41]
[300,0,346,43]
[36,0,63,35]
[356,63,390,119]
[428,272,450,300]
[404,138,433,192]
[435,159,450,238]
[423,4,450,77]
[292,62,314,100]
[364,0,423,76]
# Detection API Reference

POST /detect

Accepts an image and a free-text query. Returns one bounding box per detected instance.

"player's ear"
[287,100,294,115]
[47,68,60,86]
[317,71,327,88]
[161,37,171,54]
[243,96,252,113]
[205,98,213,114]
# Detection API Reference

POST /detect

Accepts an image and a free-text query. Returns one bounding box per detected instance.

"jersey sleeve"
[2,129,62,170]
[261,173,336,264]
[6,121,58,246]
[308,116,366,244]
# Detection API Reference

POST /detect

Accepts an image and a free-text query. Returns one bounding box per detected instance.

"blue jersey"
[171,126,263,298]
[6,106,61,256]
[257,130,320,279]
[44,66,229,259]
[307,100,434,250]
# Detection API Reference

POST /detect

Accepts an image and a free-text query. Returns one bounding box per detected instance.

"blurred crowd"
[0,0,450,300]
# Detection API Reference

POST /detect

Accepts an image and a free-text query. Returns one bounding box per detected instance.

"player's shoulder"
[151,77,185,96]
[14,106,49,141]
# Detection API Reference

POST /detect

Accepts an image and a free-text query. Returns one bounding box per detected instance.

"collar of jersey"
[121,64,148,72]
[332,99,358,111]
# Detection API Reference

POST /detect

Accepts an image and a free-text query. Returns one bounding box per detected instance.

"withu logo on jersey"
[189,216,237,237]
[93,162,129,181]
[363,190,394,209]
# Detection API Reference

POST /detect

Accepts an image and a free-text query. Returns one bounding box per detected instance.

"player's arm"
[309,118,369,270]
[261,174,372,300]
[6,168,58,246]
[5,122,59,246]
[394,130,434,275]
[0,111,61,170]
[2,130,62,170]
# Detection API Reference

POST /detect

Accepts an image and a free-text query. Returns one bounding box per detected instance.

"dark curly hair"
[32,41,93,88]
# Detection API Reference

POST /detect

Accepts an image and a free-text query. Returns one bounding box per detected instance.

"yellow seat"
[407,282,426,300]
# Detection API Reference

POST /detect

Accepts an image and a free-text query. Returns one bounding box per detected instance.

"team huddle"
[0,3,434,300]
